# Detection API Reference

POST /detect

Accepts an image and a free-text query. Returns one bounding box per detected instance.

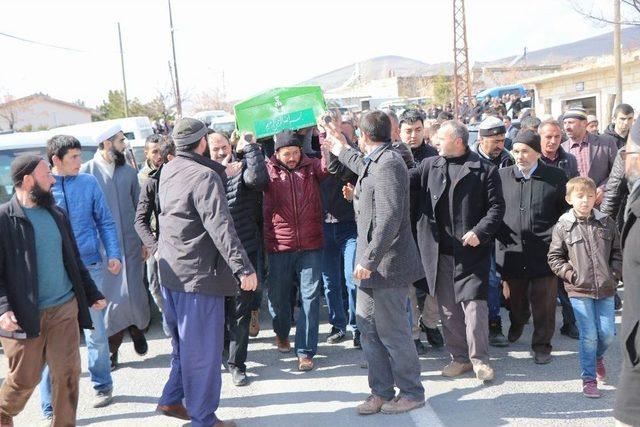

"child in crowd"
[548,176,623,398]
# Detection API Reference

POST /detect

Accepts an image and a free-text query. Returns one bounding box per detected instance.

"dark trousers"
[159,286,224,427]
[508,275,557,355]
[356,285,424,401]
[557,279,576,326]
[0,297,80,427]
[108,325,146,355]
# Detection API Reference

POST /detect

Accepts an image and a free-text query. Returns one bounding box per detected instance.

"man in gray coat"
[156,118,257,427]
[324,111,425,416]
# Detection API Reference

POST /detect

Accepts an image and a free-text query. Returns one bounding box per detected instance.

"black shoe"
[327,327,346,344]
[414,339,427,355]
[353,331,362,349]
[508,323,525,343]
[425,326,444,348]
[110,352,118,371]
[489,320,509,347]
[560,323,580,340]
[615,293,623,311]
[130,330,148,356]
[229,367,248,386]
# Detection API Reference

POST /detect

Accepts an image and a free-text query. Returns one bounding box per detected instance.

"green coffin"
[234,86,327,139]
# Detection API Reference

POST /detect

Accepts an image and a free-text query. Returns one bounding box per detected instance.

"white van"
[0,131,99,204]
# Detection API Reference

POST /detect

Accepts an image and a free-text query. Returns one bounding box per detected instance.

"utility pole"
[168,0,182,117]
[118,22,129,117]
[452,0,472,121]
[614,0,623,104]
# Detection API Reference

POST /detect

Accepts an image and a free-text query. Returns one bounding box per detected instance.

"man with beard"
[81,124,150,369]
[398,109,443,353]
[604,104,635,150]
[208,131,268,386]
[139,134,163,182]
[561,107,618,206]
[0,155,105,426]
[614,119,640,426]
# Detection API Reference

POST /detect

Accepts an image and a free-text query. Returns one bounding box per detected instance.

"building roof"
[0,93,93,113]
[519,51,640,85]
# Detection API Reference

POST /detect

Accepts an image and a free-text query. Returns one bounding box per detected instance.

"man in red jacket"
[263,129,329,372]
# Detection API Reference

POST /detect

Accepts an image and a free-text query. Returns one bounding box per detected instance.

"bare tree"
[191,89,233,113]
[569,0,640,25]
[0,94,22,131]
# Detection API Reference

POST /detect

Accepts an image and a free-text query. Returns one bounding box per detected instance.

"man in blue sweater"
[38,135,122,418]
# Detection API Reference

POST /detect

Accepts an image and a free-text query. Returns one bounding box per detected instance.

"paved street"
[1,296,623,427]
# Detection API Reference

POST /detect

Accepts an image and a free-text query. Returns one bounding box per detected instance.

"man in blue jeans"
[39,135,122,418]
[263,130,329,371]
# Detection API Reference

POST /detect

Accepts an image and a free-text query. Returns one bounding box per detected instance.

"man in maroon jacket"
[264,129,329,372]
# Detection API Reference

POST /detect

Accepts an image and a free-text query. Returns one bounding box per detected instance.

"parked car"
[208,115,236,137]
[194,110,230,126]
[0,131,98,204]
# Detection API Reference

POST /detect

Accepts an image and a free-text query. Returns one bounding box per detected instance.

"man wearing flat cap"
[0,155,105,426]
[495,130,569,365]
[81,123,150,369]
[157,118,257,427]
[561,107,618,206]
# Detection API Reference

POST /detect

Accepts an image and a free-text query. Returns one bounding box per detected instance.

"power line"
[0,30,87,53]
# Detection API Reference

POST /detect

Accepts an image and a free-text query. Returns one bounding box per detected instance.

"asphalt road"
[1,296,624,427]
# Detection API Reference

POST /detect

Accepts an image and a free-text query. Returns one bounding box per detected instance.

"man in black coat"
[614,120,640,425]
[0,155,105,426]
[208,131,268,387]
[410,120,505,381]
[399,108,443,353]
[537,119,580,339]
[495,130,569,365]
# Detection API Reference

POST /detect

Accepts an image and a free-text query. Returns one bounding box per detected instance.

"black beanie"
[11,154,43,186]
[513,129,541,153]
[274,130,302,152]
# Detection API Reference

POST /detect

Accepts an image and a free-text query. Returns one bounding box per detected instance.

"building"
[0,93,93,132]
[520,51,640,126]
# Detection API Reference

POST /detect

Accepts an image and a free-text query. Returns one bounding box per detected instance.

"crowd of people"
[0,98,639,427]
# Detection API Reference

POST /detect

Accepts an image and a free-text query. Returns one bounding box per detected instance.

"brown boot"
[0,413,13,427]
[275,336,291,353]
[213,420,237,427]
[441,361,473,377]
[380,396,425,414]
[156,404,190,420]
[298,356,314,371]
[356,394,387,415]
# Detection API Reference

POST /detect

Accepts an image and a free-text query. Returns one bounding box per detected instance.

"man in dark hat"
[0,155,105,427]
[156,118,257,427]
[263,129,330,372]
[561,107,618,205]
[615,119,640,426]
[495,130,569,365]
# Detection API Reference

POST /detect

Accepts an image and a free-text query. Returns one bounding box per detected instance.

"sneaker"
[507,323,525,343]
[275,336,291,353]
[533,353,552,365]
[249,310,260,337]
[414,339,427,355]
[424,326,444,348]
[473,362,495,381]
[582,379,600,398]
[596,358,606,381]
[380,396,425,414]
[356,394,387,415]
[110,351,118,371]
[560,323,580,340]
[489,320,509,347]
[441,361,473,377]
[230,366,248,386]
[298,356,314,371]
[327,327,346,344]
[353,330,362,349]
[130,329,148,356]
[92,389,114,408]
[615,293,623,311]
